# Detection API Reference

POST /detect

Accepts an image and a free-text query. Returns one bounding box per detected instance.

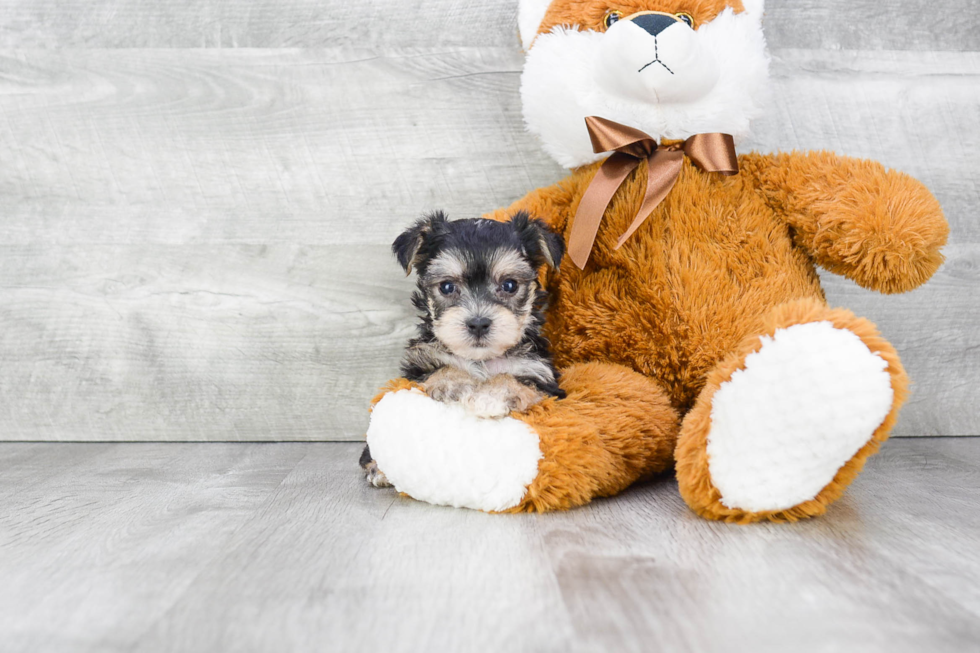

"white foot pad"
[366,389,542,512]
[707,322,894,512]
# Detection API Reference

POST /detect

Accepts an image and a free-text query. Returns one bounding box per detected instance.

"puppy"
[361,210,566,487]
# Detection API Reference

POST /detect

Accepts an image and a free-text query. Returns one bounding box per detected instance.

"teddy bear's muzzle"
[596,12,720,104]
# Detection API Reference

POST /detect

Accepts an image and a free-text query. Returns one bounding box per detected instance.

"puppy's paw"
[460,392,512,419]
[503,380,547,414]
[359,444,391,488]
[424,366,478,402]
[460,375,546,419]
[363,460,392,488]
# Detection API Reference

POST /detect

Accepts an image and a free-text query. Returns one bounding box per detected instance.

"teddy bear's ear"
[518,0,553,51]
[392,211,448,275]
[511,210,565,272]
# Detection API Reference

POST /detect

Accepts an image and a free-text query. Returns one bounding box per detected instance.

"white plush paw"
[706,322,895,512]
[366,389,542,512]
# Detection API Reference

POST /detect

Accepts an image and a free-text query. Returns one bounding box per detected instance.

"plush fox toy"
[365,0,948,522]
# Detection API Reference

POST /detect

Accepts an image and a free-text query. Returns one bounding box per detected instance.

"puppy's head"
[393,211,564,361]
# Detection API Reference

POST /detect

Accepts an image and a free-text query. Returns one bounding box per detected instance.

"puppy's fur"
[361,211,565,487]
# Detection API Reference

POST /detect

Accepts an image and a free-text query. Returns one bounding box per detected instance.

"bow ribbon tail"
[568,152,641,269]
[614,149,685,250]
[684,133,739,175]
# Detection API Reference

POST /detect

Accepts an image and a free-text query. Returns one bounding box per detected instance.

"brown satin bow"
[567,116,739,269]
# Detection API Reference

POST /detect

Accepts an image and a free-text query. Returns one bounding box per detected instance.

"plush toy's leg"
[509,362,679,512]
[366,362,678,513]
[674,299,908,523]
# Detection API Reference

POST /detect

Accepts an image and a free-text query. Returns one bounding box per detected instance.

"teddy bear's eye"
[676,12,695,28]
[603,10,623,29]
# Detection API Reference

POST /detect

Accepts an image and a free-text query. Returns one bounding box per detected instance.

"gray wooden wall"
[1,1,977,441]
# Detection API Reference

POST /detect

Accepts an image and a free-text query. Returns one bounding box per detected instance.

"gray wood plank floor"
[1,439,978,652]
[1,1,978,440]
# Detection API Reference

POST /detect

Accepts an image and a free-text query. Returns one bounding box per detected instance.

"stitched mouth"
[638,37,674,75]
[638,58,674,74]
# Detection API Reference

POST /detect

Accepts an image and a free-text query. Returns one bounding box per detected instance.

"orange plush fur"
[485,153,946,414]
[509,362,679,512]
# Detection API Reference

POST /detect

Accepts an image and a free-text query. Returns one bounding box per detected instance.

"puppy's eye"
[500,279,519,293]
[603,10,623,29]
[438,281,456,296]
[676,12,695,28]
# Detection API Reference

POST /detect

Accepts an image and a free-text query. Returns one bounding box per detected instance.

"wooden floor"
[1,439,978,652]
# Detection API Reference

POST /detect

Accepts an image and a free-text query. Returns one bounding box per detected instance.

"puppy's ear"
[392,211,448,275]
[511,210,565,272]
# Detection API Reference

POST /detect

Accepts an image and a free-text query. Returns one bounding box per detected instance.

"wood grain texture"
[2,49,976,245]
[0,48,538,245]
[2,46,977,440]
[762,1,980,52]
[0,47,540,441]
[0,244,414,440]
[0,440,978,652]
[0,0,521,49]
[0,443,310,651]
[1,0,977,50]
[0,43,977,439]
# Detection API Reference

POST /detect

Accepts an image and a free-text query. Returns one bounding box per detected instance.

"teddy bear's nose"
[631,12,679,37]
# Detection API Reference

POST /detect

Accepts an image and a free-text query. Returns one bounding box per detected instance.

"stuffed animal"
[365,0,948,522]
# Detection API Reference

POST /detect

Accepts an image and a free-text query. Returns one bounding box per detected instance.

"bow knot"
[567,116,738,269]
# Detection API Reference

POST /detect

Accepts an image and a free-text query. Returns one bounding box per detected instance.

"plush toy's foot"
[675,299,908,523]
[366,362,679,513]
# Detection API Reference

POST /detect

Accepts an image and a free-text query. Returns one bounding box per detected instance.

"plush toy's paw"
[676,300,907,523]
[707,322,893,511]
[368,388,544,511]
[776,151,949,294]
[814,176,948,294]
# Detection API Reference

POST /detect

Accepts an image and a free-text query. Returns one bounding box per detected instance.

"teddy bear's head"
[518,0,769,168]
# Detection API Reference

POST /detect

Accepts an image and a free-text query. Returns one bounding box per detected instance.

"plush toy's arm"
[740,151,949,294]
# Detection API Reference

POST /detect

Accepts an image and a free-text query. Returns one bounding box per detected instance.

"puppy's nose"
[466,317,492,337]
[631,12,679,37]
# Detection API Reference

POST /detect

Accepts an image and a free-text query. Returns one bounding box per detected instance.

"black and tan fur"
[361,210,565,487]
